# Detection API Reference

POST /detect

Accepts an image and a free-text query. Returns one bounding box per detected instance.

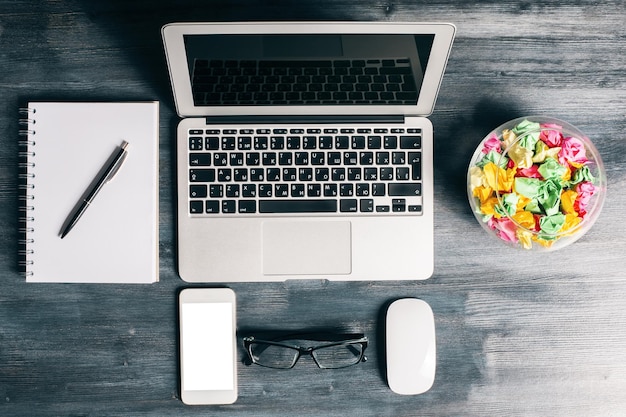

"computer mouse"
[386,298,436,395]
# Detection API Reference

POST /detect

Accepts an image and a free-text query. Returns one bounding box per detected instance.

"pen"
[60,141,129,239]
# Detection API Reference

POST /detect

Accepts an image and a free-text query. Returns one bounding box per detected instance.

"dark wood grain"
[1,1,625,416]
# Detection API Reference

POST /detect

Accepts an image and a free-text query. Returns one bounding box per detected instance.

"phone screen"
[181,302,234,391]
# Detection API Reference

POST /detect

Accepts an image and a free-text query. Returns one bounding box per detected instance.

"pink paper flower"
[539,124,564,147]
[558,136,588,166]
[482,135,502,154]
[574,181,597,214]
[516,165,542,178]
[495,217,519,243]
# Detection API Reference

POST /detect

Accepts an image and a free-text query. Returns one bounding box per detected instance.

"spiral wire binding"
[19,107,36,276]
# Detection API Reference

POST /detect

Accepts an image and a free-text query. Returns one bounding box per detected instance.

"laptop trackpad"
[263,221,352,275]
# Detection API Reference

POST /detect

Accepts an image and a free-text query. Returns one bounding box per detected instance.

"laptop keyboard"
[190,58,418,106]
[187,125,423,216]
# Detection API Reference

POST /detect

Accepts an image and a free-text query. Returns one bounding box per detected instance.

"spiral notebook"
[19,102,159,283]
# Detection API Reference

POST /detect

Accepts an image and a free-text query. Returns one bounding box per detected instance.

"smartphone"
[179,288,238,405]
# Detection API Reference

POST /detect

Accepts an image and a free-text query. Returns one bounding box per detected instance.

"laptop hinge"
[204,115,405,125]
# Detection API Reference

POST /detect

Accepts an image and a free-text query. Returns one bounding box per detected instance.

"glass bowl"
[467,116,606,250]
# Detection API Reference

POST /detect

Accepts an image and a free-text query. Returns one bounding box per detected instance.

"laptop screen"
[182,34,434,107]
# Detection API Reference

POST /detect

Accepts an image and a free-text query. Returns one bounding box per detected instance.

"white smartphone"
[179,288,238,405]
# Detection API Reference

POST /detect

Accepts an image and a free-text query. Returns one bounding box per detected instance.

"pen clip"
[105,141,129,182]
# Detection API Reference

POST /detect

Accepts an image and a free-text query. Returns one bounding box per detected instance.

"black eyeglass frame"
[243,334,369,369]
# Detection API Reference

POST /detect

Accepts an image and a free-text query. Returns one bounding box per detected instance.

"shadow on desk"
[433,97,522,212]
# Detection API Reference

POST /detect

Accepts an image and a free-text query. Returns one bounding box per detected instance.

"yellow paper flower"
[532,141,561,164]
[561,165,572,182]
[560,189,578,215]
[560,213,582,235]
[482,162,515,193]
[515,195,532,212]
[502,129,517,149]
[473,185,494,204]
[469,166,487,191]
[507,141,534,169]
[480,196,500,217]
[511,210,535,230]
[517,229,534,249]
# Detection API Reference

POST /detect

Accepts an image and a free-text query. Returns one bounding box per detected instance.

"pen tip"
[121,140,129,149]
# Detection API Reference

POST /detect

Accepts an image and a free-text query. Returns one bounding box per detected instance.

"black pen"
[60,141,129,239]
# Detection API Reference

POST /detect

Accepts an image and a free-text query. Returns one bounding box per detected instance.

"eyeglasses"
[243,334,368,369]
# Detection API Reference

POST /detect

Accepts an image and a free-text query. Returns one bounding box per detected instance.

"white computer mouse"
[386,298,436,395]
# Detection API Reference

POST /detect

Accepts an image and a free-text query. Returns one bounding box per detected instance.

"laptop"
[161,22,455,282]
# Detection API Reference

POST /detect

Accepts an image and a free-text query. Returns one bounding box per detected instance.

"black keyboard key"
[230,152,244,166]
[392,198,406,212]
[384,136,398,149]
[209,184,223,198]
[302,136,317,149]
[360,199,374,212]
[368,136,382,149]
[190,169,215,182]
[246,152,261,166]
[267,168,281,181]
[259,199,337,213]
[340,199,358,212]
[259,184,272,197]
[279,152,293,165]
[392,152,406,164]
[291,184,305,197]
[286,136,301,149]
[400,135,422,149]
[356,183,369,196]
[221,136,236,150]
[190,200,204,213]
[213,153,228,166]
[275,184,289,197]
[311,152,325,165]
[254,136,268,149]
[409,152,422,180]
[388,183,422,196]
[190,185,207,198]
[225,184,239,197]
[205,201,220,213]
[270,136,285,149]
[189,137,203,150]
[335,136,350,149]
[324,183,338,197]
[189,153,211,166]
[379,66,411,75]
[262,152,277,165]
[351,135,366,149]
[217,168,232,182]
[380,167,394,180]
[205,137,220,150]
[396,167,410,180]
[307,183,321,197]
[344,152,358,165]
[238,200,256,213]
[222,200,236,213]
[372,183,385,196]
[340,183,353,196]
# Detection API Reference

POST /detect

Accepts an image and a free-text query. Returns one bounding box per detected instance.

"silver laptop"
[162,22,455,282]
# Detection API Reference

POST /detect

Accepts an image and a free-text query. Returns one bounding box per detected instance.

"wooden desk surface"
[1,1,625,415]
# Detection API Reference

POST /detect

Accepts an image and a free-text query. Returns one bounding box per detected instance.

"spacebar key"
[259,199,338,213]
